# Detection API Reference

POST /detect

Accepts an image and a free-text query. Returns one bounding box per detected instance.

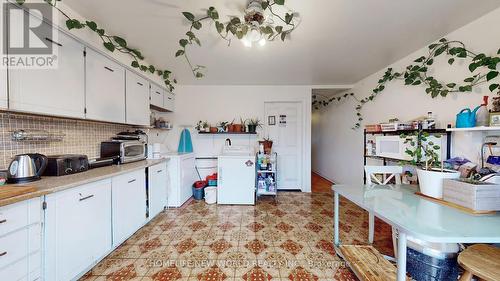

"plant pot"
[248,125,257,133]
[233,124,243,132]
[204,127,210,132]
[209,127,218,133]
[416,168,460,199]
[227,124,234,132]
[259,140,273,154]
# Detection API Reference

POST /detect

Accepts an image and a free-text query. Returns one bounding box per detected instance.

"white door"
[148,163,167,219]
[264,102,303,190]
[150,83,164,109]
[0,67,7,109]
[45,180,112,281]
[180,155,196,205]
[218,156,255,205]
[8,16,85,118]
[85,48,126,123]
[112,170,146,246]
[125,70,150,126]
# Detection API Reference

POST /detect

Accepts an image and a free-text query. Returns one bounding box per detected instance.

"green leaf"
[193,38,201,46]
[131,61,139,68]
[473,53,486,61]
[274,0,285,5]
[285,13,293,24]
[140,65,148,71]
[96,29,105,36]
[439,38,447,43]
[179,39,189,47]
[175,50,185,57]
[186,31,195,39]
[446,83,456,88]
[487,71,499,81]
[182,12,195,22]
[426,59,434,65]
[195,72,204,78]
[281,31,287,41]
[16,0,25,5]
[498,48,500,55]
[103,42,115,52]
[113,36,127,47]
[469,63,479,72]
[448,58,454,65]
[464,77,474,83]
[192,21,202,30]
[148,65,155,73]
[489,84,499,92]
[85,21,97,31]
[261,1,269,9]
[275,26,283,33]
[434,46,447,56]
[414,56,425,63]
[215,22,224,33]
[428,43,438,50]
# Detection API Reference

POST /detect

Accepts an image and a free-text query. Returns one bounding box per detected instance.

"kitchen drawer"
[0,227,29,268]
[0,198,41,237]
[0,251,40,281]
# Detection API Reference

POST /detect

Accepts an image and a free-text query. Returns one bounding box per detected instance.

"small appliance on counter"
[88,156,119,169]
[113,130,148,143]
[7,153,48,183]
[43,154,89,176]
[101,140,147,164]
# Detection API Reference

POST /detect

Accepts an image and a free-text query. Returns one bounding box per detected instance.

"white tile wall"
[0,112,131,170]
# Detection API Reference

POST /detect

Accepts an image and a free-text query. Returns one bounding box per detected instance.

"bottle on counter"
[476,96,490,127]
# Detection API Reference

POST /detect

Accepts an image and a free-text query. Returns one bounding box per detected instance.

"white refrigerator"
[217,155,256,205]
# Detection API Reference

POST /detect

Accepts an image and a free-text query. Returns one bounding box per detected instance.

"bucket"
[205,186,217,204]
[192,186,205,200]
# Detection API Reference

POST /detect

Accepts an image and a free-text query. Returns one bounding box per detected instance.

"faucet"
[225,138,232,147]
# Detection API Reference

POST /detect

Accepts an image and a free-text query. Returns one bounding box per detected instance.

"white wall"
[313,7,500,184]
[157,85,312,192]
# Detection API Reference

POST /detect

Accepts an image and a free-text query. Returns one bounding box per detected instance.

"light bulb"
[258,38,266,46]
[242,38,252,48]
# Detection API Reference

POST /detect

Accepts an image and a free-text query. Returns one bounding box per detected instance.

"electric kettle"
[7,154,48,183]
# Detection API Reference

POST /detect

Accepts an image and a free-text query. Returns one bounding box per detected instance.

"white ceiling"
[64,0,500,86]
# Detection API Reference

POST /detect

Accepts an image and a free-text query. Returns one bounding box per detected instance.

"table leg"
[368,212,374,244]
[334,191,340,246]
[397,231,407,281]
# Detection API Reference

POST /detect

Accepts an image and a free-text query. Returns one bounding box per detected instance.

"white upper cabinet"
[8,15,85,118]
[85,49,126,123]
[125,70,150,126]
[164,91,175,112]
[149,83,164,109]
[0,67,6,110]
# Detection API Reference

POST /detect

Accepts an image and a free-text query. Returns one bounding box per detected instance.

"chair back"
[365,166,403,185]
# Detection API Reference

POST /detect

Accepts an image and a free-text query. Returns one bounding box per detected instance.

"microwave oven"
[375,135,445,161]
[100,140,146,164]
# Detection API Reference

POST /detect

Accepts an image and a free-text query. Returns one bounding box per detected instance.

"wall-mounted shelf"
[365,129,448,135]
[446,126,500,132]
[198,131,257,135]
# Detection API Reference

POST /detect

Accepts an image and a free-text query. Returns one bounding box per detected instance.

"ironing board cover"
[178,128,193,153]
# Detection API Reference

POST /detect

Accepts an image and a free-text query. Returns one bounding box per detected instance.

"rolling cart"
[255,152,278,201]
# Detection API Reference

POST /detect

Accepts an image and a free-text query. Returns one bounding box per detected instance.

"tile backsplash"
[0,112,132,170]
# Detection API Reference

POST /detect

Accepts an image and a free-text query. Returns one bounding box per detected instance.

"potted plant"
[226,119,235,132]
[401,130,459,199]
[202,121,210,132]
[247,118,263,133]
[259,137,273,154]
[217,121,229,132]
[233,117,245,133]
[195,120,203,132]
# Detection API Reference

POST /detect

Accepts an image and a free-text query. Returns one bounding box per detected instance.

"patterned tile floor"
[80,192,393,281]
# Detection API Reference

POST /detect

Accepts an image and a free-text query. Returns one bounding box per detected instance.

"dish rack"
[380,122,413,132]
[11,130,65,142]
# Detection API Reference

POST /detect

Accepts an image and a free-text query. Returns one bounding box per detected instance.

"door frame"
[264,100,311,192]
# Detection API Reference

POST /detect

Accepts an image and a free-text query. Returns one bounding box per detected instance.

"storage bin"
[407,247,459,281]
[443,179,500,211]
[205,186,217,204]
[192,186,205,200]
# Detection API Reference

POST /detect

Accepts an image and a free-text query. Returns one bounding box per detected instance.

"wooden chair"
[458,244,500,281]
[364,166,403,250]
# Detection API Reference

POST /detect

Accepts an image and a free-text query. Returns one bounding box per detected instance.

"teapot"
[456,106,481,128]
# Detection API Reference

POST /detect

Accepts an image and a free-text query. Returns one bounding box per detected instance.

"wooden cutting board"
[415,192,497,215]
[0,185,38,200]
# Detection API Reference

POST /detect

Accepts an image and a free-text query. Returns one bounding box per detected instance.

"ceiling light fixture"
[178,0,299,77]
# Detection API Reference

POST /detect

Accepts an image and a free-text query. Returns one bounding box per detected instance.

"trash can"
[205,186,217,204]
[192,186,205,200]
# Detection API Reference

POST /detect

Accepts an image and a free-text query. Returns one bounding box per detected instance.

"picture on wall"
[268,116,276,126]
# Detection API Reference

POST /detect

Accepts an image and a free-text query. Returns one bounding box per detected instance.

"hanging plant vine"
[176,0,298,78]
[313,38,500,129]
[16,0,177,91]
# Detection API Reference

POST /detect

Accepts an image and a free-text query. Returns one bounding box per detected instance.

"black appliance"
[43,154,89,176]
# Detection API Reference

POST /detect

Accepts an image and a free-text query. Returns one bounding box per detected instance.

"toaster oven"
[100,140,146,164]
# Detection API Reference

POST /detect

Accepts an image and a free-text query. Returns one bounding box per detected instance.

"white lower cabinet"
[167,154,196,207]
[148,162,168,220]
[44,179,112,281]
[112,170,147,247]
[0,198,42,281]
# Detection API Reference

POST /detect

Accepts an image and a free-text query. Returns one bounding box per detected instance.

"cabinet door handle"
[0,251,6,257]
[155,91,161,95]
[0,219,6,224]
[167,97,172,100]
[79,194,94,201]
[128,179,136,184]
[45,37,63,46]
[137,82,144,86]
[104,66,115,72]
[157,170,163,173]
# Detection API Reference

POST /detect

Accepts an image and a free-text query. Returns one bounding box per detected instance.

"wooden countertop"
[0,158,168,207]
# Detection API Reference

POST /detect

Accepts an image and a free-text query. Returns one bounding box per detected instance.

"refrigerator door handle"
[219,168,222,182]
